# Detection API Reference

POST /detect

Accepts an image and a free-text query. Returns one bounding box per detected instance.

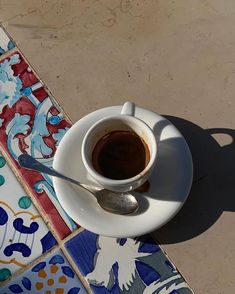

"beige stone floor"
[1,1,235,293]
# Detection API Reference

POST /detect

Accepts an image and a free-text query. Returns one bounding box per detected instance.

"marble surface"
[1,1,235,293]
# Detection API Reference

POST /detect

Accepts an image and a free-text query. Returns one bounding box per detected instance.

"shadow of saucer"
[153,116,235,244]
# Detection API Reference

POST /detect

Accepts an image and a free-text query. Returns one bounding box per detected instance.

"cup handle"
[121,101,135,116]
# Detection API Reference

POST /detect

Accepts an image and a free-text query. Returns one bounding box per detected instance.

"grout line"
[60,238,93,294]
[11,46,74,125]
[0,23,73,126]
[0,145,93,291]
[0,145,63,244]
[151,232,195,293]
[0,24,193,293]
[0,48,73,125]
[0,47,18,62]
[0,22,15,42]
[61,227,85,244]
[0,23,93,291]
[0,23,77,243]
[0,243,59,288]
[0,29,93,290]
[0,45,75,241]
[0,22,19,51]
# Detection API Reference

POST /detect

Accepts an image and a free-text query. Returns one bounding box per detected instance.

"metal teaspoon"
[18,154,139,215]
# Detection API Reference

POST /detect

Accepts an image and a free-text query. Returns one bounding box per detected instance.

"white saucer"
[53,105,193,238]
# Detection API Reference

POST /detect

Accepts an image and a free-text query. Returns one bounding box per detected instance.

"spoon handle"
[18,154,82,187]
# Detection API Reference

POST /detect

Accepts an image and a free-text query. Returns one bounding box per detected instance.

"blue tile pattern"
[65,230,193,294]
[0,28,14,56]
[0,51,76,238]
[1,250,87,293]
[0,153,57,281]
[0,25,193,294]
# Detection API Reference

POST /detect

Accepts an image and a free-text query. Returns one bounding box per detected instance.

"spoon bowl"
[18,154,139,215]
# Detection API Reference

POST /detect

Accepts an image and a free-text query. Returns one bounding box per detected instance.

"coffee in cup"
[92,130,150,180]
[81,101,157,192]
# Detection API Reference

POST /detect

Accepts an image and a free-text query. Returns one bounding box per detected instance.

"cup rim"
[81,114,157,187]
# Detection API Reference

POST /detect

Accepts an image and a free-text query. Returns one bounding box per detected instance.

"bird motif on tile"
[86,236,159,291]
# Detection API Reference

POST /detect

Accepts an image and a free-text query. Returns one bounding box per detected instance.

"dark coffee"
[92,130,150,180]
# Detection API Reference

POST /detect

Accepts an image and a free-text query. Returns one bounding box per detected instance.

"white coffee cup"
[81,102,157,192]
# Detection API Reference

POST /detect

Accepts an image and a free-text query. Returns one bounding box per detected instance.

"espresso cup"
[81,101,157,192]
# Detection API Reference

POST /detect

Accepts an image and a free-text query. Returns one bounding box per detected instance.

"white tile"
[0,154,57,282]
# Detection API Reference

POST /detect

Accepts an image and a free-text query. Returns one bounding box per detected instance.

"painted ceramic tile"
[0,153,57,282]
[1,250,87,293]
[0,51,78,239]
[65,230,193,294]
[0,28,15,56]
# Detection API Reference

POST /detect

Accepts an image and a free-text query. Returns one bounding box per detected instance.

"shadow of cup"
[152,116,235,244]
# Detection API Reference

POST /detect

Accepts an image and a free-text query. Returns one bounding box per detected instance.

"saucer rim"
[53,105,193,237]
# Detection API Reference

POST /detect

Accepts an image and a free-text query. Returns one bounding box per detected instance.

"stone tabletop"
[0,25,194,294]
[1,1,235,293]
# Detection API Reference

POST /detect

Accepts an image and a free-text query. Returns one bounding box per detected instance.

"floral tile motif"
[65,230,193,294]
[0,153,57,282]
[0,28,15,56]
[1,250,87,293]
[0,51,78,239]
